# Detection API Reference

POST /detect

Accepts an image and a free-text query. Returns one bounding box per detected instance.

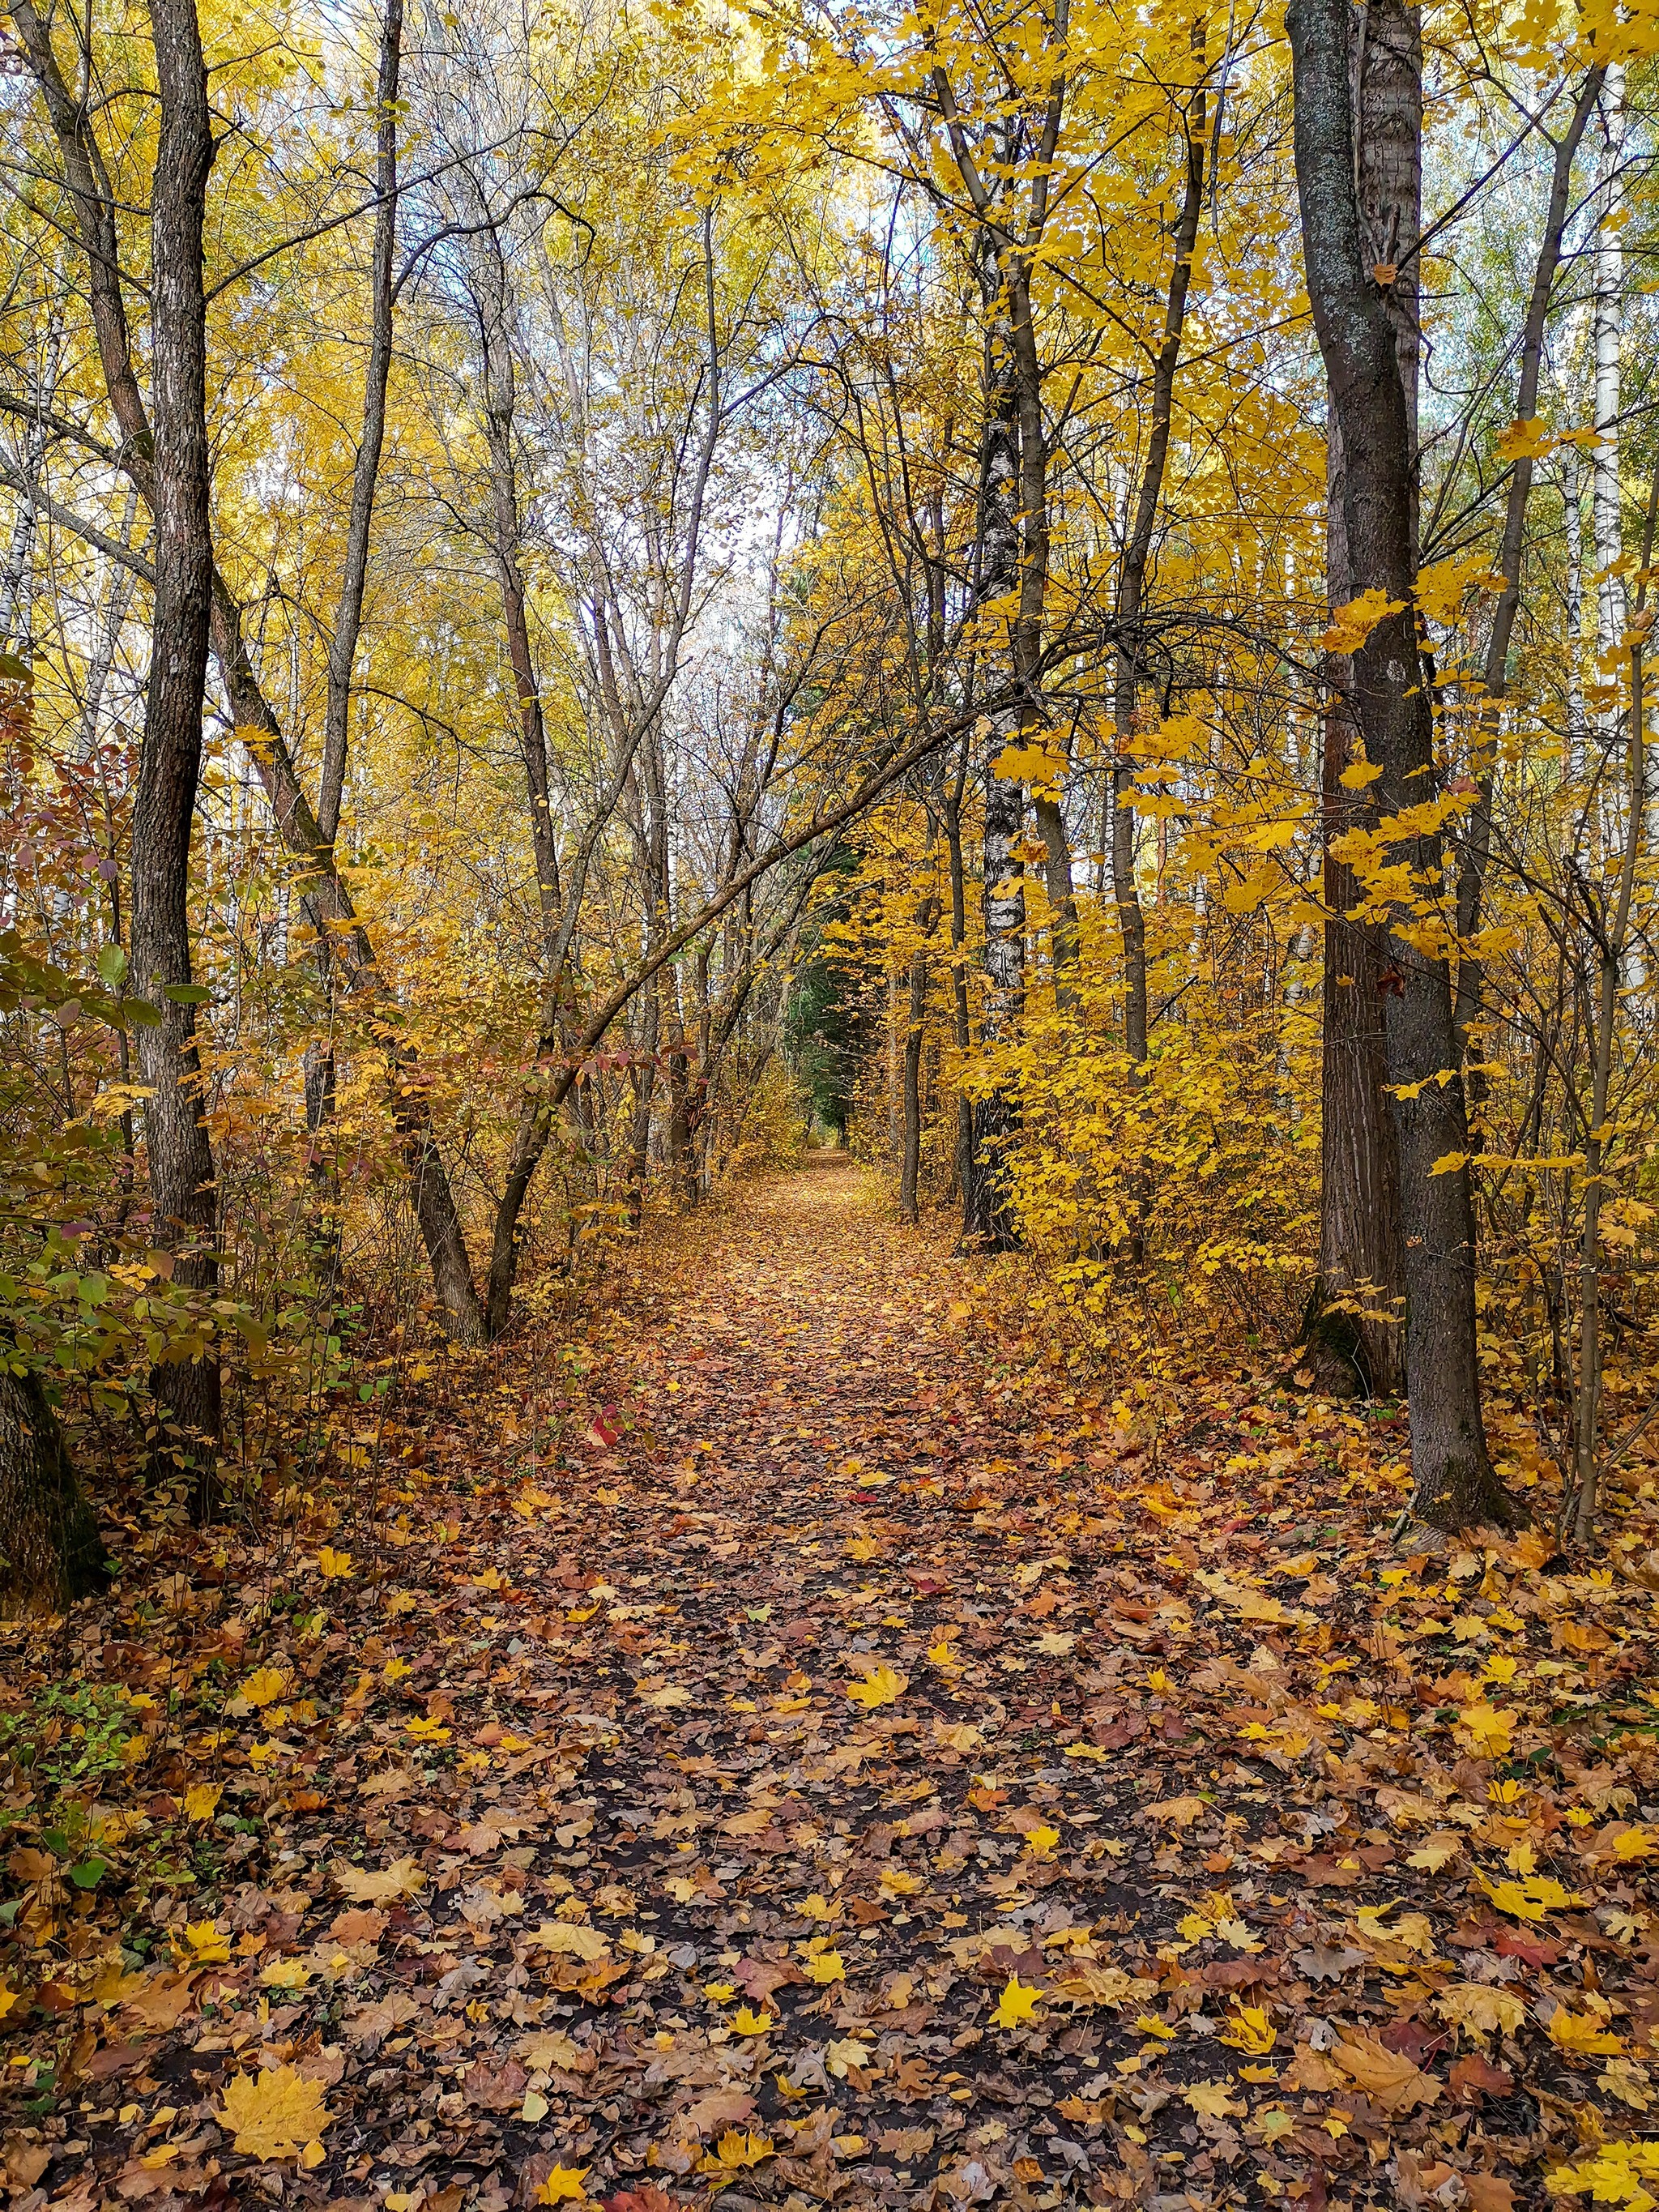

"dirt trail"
[19,1161,1639,2212]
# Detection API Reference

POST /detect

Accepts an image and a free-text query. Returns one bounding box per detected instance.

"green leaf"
[67,1858,107,1890]
[162,983,212,1006]
[96,944,129,989]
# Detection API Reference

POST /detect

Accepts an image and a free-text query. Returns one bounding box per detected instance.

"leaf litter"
[3,1162,1659,2211]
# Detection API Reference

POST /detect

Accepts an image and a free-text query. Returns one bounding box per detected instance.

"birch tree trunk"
[1591,65,1627,794]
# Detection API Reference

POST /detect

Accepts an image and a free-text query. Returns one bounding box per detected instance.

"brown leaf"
[1332,2032,1440,2112]
[1448,2053,1514,2103]
[4,2138,52,2189]
[330,1907,388,1945]
[735,1957,798,2001]
[679,2089,754,2140]
[1464,2178,1516,2212]
[120,1972,197,2033]
[462,2055,529,2112]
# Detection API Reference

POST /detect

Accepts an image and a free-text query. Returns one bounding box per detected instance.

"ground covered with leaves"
[5,1159,1659,2212]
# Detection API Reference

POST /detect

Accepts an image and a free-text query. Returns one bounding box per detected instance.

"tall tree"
[130,0,220,1496]
[1288,0,1512,1527]
[1307,0,1417,1395]
[306,0,405,1167]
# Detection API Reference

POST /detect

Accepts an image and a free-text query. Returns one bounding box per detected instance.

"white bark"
[1562,446,1586,786]
[1591,63,1627,763]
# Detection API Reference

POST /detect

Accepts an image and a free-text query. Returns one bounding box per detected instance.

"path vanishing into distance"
[23,1159,1651,2212]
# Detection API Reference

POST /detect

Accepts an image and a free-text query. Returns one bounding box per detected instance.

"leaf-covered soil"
[5,1159,1659,2212]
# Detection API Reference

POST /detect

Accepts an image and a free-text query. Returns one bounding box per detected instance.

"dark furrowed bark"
[1309,0,1417,1399]
[131,0,221,1503]
[0,1367,108,1610]
[1289,0,1512,1529]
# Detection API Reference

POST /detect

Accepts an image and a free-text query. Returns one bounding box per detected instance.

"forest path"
[41,1164,1610,2212]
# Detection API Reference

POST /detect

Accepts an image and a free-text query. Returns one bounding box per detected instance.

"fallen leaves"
[1331,2033,1442,2112]
[1478,1870,1581,1921]
[332,1854,425,1903]
[9,1168,1659,2212]
[846,1663,906,1708]
[992,1972,1042,2028]
[215,2067,333,2162]
[533,2166,591,2204]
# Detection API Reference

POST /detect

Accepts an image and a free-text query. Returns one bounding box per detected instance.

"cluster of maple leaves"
[3,1164,1659,2212]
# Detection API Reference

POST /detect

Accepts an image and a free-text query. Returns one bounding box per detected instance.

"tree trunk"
[940,758,975,1211]
[319,0,402,850]
[668,1040,694,1210]
[306,0,403,1210]
[1313,681,1405,1394]
[131,0,220,1505]
[962,238,1027,1252]
[1111,63,1206,1073]
[1453,66,1603,1091]
[1307,0,1418,1395]
[900,894,939,1224]
[1590,67,1626,779]
[0,1367,106,1610]
[1289,0,1512,1528]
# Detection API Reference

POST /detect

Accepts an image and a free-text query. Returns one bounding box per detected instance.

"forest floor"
[5,1159,1659,2212]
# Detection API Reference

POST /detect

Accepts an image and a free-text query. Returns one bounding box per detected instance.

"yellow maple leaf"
[1322,587,1405,655]
[731,2006,775,2035]
[1184,2082,1246,2118]
[1407,1834,1462,1870]
[847,1664,906,1710]
[698,2129,775,2173]
[1550,2006,1623,2056]
[1415,549,1503,622]
[1218,2005,1276,2055]
[1495,415,1557,463]
[1478,1871,1580,1922]
[805,1949,845,1984]
[259,1958,311,1990]
[317,1545,353,1578]
[237,1667,288,1708]
[181,1921,231,1963]
[992,1973,1042,2029]
[991,741,1068,788]
[1458,1701,1512,1753]
[1021,1822,1061,1857]
[334,1855,425,1905]
[533,2167,591,2204]
[796,1893,838,1922]
[215,2066,333,2159]
[181,1783,222,1823]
